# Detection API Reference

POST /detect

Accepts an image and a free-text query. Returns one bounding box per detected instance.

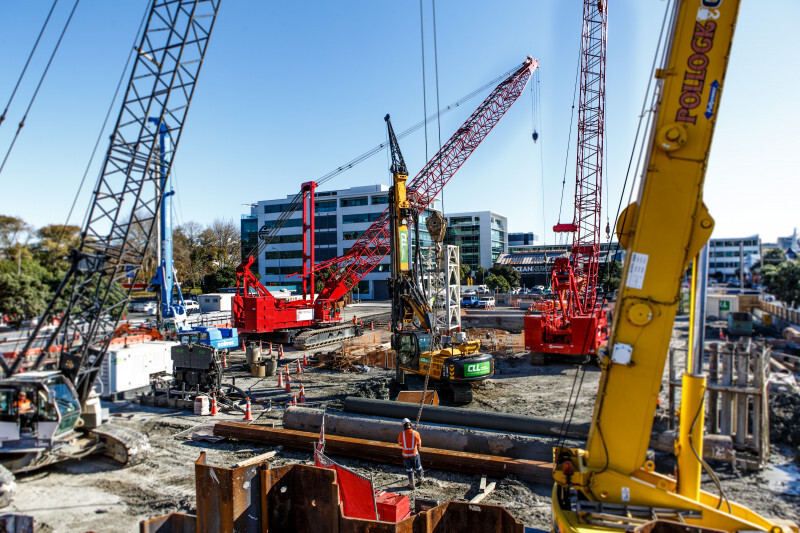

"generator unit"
[170,343,222,394]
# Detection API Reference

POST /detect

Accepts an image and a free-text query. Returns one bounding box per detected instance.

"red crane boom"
[315,57,539,304]
[233,56,538,349]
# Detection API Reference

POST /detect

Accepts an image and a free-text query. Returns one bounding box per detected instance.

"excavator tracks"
[293,323,363,350]
[91,423,151,467]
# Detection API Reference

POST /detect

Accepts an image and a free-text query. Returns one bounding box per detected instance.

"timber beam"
[213,421,553,484]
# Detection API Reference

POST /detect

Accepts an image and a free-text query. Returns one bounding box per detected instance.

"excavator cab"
[395,331,432,371]
[0,373,82,458]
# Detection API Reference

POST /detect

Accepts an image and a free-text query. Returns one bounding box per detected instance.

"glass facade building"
[443,211,508,272]
[242,184,438,299]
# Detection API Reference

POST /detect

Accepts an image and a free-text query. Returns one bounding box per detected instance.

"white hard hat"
[402,418,411,426]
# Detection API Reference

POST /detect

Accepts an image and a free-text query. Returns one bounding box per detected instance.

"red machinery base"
[523,310,608,357]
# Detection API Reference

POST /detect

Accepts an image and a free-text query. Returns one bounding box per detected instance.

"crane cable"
[415,0,444,431]
[0,0,59,128]
[0,0,81,178]
[243,65,521,265]
[531,69,547,245]
[556,0,674,468]
[555,44,583,232]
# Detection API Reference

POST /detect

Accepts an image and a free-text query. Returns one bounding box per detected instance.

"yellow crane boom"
[552,1,797,532]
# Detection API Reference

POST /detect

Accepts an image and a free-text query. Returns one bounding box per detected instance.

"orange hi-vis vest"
[398,428,421,458]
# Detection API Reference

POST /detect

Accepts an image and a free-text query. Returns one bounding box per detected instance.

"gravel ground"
[6,304,799,532]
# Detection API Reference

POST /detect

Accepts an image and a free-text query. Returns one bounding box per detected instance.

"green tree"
[201,266,238,293]
[459,264,471,284]
[489,264,520,288]
[485,273,510,293]
[200,218,241,269]
[0,273,51,327]
[0,215,32,274]
[599,260,623,293]
[762,260,800,308]
[474,266,488,284]
[314,267,336,294]
[31,224,81,284]
[752,248,787,274]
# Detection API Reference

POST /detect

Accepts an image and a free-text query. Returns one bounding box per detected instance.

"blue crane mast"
[148,117,187,330]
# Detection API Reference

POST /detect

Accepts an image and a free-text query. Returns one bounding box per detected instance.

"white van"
[184,300,200,314]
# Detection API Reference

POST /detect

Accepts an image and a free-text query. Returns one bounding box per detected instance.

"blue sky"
[0,1,797,244]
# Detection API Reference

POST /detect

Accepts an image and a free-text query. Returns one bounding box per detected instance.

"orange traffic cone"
[210,394,218,416]
[370,321,374,331]
[244,397,253,421]
[291,394,297,406]
[719,328,724,340]
[268,342,273,355]
[296,360,302,374]
[278,345,284,359]
[303,353,308,366]
[222,354,228,368]
[277,371,284,388]
[299,385,306,403]
[285,374,292,392]
[285,363,289,375]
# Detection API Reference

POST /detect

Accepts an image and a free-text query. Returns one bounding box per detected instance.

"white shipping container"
[198,293,233,313]
[706,294,738,320]
[96,340,177,399]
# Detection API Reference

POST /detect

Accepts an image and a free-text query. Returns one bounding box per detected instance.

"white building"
[242,184,437,300]
[443,211,508,271]
[707,235,760,282]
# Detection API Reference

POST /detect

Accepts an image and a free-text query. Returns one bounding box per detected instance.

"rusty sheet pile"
[141,452,527,532]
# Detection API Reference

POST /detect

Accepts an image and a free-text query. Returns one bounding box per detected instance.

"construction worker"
[14,391,33,414]
[398,418,424,489]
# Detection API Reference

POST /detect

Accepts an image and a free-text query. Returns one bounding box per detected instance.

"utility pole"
[739,241,744,289]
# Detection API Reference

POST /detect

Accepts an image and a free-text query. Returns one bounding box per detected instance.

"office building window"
[372,195,389,205]
[341,197,368,208]
[343,212,384,224]
[315,200,336,212]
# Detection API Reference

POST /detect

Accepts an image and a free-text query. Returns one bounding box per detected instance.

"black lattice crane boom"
[11,0,220,405]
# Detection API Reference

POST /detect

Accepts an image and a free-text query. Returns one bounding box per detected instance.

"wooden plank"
[213,421,553,484]
[234,451,277,468]
[397,390,439,406]
[469,482,496,504]
[478,474,487,492]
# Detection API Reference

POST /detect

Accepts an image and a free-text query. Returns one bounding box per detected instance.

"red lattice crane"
[524,0,609,363]
[316,57,539,304]
[233,57,538,350]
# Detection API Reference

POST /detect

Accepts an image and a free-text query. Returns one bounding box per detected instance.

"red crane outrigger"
[524,0,609,364]
[233,57,538,350]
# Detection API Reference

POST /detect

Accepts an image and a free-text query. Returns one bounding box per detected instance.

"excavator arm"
[552,1,793,532]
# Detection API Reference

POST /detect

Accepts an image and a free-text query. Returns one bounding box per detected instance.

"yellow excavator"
[385,115,493,404]
[551,1,797,532]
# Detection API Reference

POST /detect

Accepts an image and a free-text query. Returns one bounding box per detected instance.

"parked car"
[143,301,157,315]
[476,297,495,310]
[460,295,480,308]
[132,300,156,313]
[184,300,200,314]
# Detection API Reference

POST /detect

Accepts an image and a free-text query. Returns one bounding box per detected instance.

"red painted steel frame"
[314,57,539,304]
[232,182,340,338]
[301,181,316,301]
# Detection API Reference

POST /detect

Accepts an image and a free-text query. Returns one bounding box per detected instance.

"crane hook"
[532,130,539,143]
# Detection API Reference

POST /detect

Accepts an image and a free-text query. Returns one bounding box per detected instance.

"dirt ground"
[8,304,800,532]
